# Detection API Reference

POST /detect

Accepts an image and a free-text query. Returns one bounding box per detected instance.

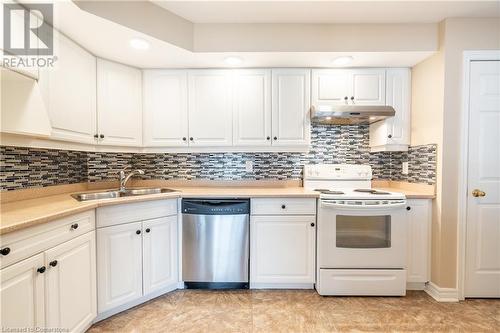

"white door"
[143,70,189,147]
[271,69,311,146]
[143,216,178,295]
[97,59,142,146]
[406,199,431,283]
[350,69,386,105]
[188,70,233,146]
[40,32,97,144]
[233,69,272,146]
[97,222,143,312]
[465,60,500,298]
[45,232,97,332]
[250,215,315,285]
[0,253,45,329]
[311,69,351,106]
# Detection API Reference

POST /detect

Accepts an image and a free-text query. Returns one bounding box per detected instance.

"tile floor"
[88,290,499,332]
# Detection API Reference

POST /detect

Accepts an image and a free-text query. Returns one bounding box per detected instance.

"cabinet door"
[385,68,411,145]
[40,32,97,144]
[143,216,178,295]
[406,200,431,283]
[188,70,233,146]
[311,69,351,106]
[233,69,272,146]
[97,222,143,313]
[350,69,386,105]
[45,232,96,332]
[97,59,142,146]
[271,69,311,146]
[143,70,188,147]
[0,253,45,329]
[369,68,410,151]
[250,215,315,285]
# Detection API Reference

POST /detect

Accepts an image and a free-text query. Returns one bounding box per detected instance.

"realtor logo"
[3,3,53,56]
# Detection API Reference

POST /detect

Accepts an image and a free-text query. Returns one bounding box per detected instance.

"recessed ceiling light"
[332,56,353,66]
[129,38,150,50]
[224,56,243,66]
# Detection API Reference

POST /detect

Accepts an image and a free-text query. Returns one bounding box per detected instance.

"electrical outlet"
[245,160,253,172]
[402,161,409,175]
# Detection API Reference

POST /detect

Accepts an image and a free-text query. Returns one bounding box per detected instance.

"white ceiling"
[153,0,500,24]
[50,2,433,68]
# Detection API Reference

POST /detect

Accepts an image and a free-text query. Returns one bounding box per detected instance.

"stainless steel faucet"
[119,169,145,192]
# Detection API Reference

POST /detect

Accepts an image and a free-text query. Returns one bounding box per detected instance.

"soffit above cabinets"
[36,1,437,69]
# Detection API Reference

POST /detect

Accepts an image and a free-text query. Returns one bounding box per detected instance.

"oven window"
[336,215,391,248]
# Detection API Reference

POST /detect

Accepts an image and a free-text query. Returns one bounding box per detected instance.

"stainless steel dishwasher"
[182,199,250,289]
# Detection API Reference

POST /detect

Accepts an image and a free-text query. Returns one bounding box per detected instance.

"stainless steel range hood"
[310,105,395,125]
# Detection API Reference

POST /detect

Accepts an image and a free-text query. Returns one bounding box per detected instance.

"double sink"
[71,188,177,201]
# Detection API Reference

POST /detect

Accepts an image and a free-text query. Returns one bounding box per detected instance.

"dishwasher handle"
[182,199,250,215]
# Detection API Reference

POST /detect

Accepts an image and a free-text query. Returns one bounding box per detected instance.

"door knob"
[472,189,486,197]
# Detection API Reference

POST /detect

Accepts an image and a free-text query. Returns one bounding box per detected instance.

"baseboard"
[406,282,426,290]
[425,282,459,302]
[250,282,314,289]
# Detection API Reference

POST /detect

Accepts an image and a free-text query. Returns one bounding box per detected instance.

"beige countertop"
[0,181,434,235]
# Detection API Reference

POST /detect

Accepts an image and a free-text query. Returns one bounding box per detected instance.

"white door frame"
[457,50,500,300]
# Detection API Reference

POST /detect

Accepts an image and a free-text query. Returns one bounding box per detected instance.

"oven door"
[318,200,407,269]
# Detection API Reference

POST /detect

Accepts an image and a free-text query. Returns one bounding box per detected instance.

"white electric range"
[304,164,408,296]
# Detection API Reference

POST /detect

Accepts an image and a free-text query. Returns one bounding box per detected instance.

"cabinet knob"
[70,223,79,230]
[182,137,187,141]
[274,136,278,140]
[388,134,393,139]
[350,96,354,100]
[99,134,104,139]
[37,266,46,274]
[145,228,151,233]
[310,222,315,227]
[49,260,58,267]
[93,134,98,139]
[136,230,141,235]
[266,136,271,141]
[281,204,286,209]
[0,247,11,256]
[406,206,411,211]
[189,137,194,141]
[344,96,348,100]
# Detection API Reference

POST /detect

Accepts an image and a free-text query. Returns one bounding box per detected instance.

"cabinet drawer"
[96,199,178,228]
[0,210,95,269]
[318,269,406,296]
[251,198,316,215]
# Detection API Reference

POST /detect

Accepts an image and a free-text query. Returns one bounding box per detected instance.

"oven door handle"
[320,201,407,209]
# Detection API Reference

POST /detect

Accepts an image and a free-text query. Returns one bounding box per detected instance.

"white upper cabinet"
[312,69,385,106]
[97,59,142,146]
[272,69,311,146]
[369,68,411,152]
[233,69,272,146]
[40,32,97,144]
[350,69,386,105]
[143,70,188,147]
[188,70,233,146]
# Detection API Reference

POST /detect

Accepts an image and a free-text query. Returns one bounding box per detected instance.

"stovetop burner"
[314,189,345,195]
[354,189,391,195]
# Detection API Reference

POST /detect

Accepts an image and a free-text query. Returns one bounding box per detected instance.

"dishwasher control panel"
[182,199,250,215]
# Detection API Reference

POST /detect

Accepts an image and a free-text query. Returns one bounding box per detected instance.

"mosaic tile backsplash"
[0,125,437,191]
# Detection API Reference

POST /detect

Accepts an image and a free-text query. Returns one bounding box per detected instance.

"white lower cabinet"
[96,200,178,318]
[97,222,143,313]
[45,232,97,332]
[0,253,46,329]
[143,216,178,295]
[406,199,432,287]
[250,201,316,288]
